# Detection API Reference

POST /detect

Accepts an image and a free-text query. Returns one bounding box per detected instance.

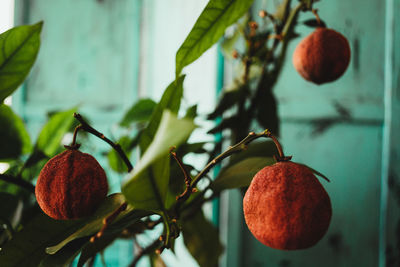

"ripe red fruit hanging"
[35,149,108,220]
[243,161,331,250]
[292,27,351,85]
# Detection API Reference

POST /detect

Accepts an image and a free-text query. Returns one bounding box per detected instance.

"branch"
[0,174,35,193]
[73,113,133,172]
[190,130,288,187]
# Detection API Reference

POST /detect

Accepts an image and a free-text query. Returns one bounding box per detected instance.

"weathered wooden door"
[223,0,400,266]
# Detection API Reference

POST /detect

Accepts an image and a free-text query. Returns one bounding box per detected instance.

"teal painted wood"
[13,0,142,266]
[380,0,400,266]
[225,0,393,266]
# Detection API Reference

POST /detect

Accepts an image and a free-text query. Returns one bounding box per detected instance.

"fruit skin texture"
[292,27,351,85]
[35,149,108,220]
[243,161,332,250]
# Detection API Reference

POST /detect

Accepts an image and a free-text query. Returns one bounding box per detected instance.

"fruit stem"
[73,113,134,172]
[311,9,323,27]
[266,132,292,162]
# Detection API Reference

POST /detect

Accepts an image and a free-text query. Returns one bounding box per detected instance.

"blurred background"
[1,0,399,266]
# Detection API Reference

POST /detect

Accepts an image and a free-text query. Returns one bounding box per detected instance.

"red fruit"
[243,161,332,250]
[292,27,351,85]
[35,149,108,220]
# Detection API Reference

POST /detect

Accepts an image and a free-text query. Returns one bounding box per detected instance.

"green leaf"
[208,86,248,120]
[211,157,274,192]
[120,98,157,127]
[122,111,196,211]
[0,104,31,160]
[0,22,42,103]
[0,212,82,267]
[182,209,223,267]
[207,116,237,134]
[35,107,77,157]
[45,193,131,255]
[107,136,132,173]
[184,104,198,119]
[77,234,118,267]
[140,76,185,154]
[229,140,278,165]
[175,0,254,77]
[39,238,88,267]
[0,192,23,228]
[297,163,331,182]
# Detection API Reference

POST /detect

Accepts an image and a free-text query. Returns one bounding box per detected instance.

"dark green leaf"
[39,238,88,267]
[297,163,331,182]
[0,104,31,160]
[0,213,82,267]
[207,116,237,134]
[184,104,198,119]
[107,136,132,173]
[211,157,274,192]
[255,89,279,136]
[45,194,131,255]
[35,107,77,157]
[303,19,327,28]
[77,234,118,267]
[123,111,196,211]
[229,140,278,165]
[120,98,157,127]
[208,87,248,119]
[140,76,185,154]
[0,192,22,227]
[175,0,255,77]
[182,210,223,267]
[0,22,42,102]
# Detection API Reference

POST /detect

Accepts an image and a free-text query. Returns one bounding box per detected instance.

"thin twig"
[73,113,133,172]
[0,174,35,193]
[190,130,288,187]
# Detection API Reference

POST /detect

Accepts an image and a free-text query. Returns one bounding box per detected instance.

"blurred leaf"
[176,0,254,77]
[182,209,223,267]
[211,157,274,192]
[35,107,77,157]
[303,18,326,28]
[107,136,132,173]
[150,253,167,267]
[0,104,31,160]
[0,22,42,103]
[46,193,133,254]
[120,98,157,127]
[274,0,291,21]
[208,87,248,120]
[184,104,198,119]
[140,76,185,154]
[229,140,278,165]
[221,27,242,57]
[177,142,207,156]
[39,238,88,267]
[0,213,82,267]
[0,192,23,227]
[123,111,196,211]
[77,234,118,267]
[207,116,237,134]
[255,90,279,136]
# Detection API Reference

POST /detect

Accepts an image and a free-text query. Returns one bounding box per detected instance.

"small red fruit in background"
[292,27,351,85]
[35,149,108,220]
[243,161,331,250]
